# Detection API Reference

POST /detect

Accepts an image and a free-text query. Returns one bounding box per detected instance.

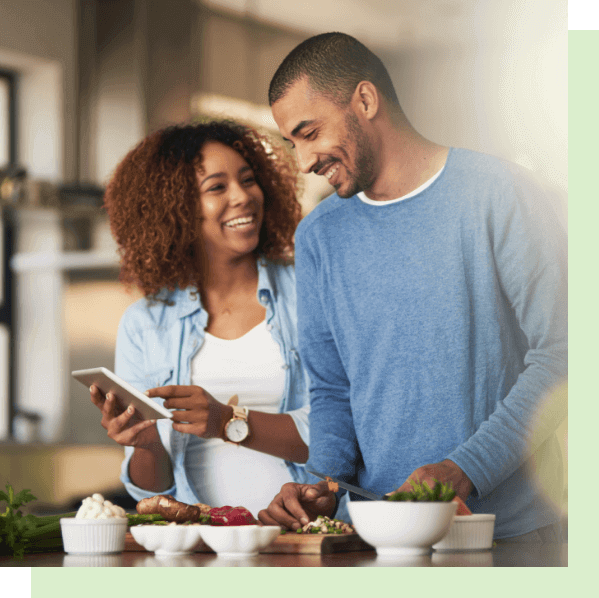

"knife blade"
[306,468,383,501]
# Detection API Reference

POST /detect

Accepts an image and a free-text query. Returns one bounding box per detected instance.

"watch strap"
[231,405,248,420]
[224,403,249,444]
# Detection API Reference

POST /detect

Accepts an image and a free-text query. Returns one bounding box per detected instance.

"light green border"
[566,28,595,577]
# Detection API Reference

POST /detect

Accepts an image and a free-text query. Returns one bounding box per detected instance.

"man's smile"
[324,163,340,181]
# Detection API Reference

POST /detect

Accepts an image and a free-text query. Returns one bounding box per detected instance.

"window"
[0,70,17,168]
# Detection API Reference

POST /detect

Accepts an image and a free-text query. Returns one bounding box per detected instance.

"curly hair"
[104,120,302,299]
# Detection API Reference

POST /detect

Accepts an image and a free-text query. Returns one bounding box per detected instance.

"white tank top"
[185,320,293,518]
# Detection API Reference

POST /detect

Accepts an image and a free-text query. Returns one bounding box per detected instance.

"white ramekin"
[432,514,496,551]
[60,518,128,554]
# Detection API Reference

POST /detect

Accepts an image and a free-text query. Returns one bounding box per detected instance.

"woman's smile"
[197,141,265,257]
[223,214,258,230]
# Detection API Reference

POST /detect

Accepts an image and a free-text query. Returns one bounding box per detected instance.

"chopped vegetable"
[325,476,339,493]
[452,496,473,515]
[296,516,354,534]
[383,479,456,502]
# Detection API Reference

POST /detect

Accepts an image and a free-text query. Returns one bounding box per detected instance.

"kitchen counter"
[1,543,567,567]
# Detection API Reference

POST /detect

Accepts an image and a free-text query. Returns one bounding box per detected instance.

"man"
[258,32,567,542]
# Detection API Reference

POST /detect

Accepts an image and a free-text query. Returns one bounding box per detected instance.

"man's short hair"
[269,32,400,108]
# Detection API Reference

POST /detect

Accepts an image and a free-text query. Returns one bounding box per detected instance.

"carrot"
[452,496,473,515]
[325,477,339,493]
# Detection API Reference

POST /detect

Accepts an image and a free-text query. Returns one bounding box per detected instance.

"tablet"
[72,367,173,420]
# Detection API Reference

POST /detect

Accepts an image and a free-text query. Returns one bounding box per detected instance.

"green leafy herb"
[383,479,456,502]
[0,483,78,559]
[199,513,211,525]
[0,484,40,559]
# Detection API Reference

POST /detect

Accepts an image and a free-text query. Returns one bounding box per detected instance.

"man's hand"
[390,459,473,501]
[258,481,336,530]
[146,385,233,440]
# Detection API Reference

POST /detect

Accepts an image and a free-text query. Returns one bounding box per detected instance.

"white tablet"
[72,367,173,420]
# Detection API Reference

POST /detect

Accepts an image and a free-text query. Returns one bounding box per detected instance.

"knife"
[306,468,383,501]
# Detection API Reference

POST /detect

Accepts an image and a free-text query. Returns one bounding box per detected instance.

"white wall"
[202,0,568,217]
[0,0,77,181]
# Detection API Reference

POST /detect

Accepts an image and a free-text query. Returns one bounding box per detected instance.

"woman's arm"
[127,429,175,491]
[238,410,308,463]
[90,385,175,492]
[113,309,175,495]
[146,386,309,464]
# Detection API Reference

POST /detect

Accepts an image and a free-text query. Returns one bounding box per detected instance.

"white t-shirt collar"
[357,162,445,206]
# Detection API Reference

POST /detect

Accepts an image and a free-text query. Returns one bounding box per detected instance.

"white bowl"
[198,525,281,558]
[129,524,204,556]
[60,518,128,554]
[432,514,496,551]
[348,501,457,558]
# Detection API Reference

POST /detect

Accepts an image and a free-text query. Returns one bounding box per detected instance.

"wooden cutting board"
[261,532,373,554]
[124,531,373,555]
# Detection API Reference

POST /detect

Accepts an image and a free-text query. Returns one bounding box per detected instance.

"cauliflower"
[75,493,127,519]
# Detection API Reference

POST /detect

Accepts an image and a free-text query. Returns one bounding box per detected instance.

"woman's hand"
[146,385,233,440]
[90,384,160,448]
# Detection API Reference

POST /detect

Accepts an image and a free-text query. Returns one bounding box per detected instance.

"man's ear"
[352,81,380,121]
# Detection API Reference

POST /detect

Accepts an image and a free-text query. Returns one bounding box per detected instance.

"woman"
[89,120,313,518]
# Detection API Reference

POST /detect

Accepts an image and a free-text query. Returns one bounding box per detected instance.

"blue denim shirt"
[117,259,316,507]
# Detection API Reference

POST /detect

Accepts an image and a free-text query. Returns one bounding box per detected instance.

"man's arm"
[258,221,356,529]
[442,168,567,498]
[295,222,359,484]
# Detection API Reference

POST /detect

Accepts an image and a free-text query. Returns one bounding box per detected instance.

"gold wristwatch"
[224,395,250,444]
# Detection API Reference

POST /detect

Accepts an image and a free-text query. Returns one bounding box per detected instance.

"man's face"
[271,78,377,198]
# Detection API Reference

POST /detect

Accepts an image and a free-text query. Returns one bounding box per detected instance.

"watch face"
[226,418,249,442]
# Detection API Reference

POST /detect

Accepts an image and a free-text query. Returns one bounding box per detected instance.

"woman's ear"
[352,81,380,121]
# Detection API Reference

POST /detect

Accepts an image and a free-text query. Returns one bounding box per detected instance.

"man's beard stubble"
[336,112,377,198]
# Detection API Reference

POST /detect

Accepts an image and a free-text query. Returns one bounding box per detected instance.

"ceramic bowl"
[432,514,496,551]
[348,500,457,558]
[129,524,204,556]
[198,525,281,558]
[60,518,128,555]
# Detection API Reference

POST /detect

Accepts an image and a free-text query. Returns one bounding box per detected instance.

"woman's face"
[195,141,264,260]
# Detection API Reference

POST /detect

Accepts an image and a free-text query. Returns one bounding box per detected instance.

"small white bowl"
[348,501,457,558]
[129,524,204,556]
[198,525,281,558]
[60,518,128,555]
[432,514,496,551]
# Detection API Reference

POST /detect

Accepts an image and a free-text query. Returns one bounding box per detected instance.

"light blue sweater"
[296,148,567,538]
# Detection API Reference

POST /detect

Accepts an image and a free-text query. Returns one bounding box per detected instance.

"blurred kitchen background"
[0,0,567,515]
